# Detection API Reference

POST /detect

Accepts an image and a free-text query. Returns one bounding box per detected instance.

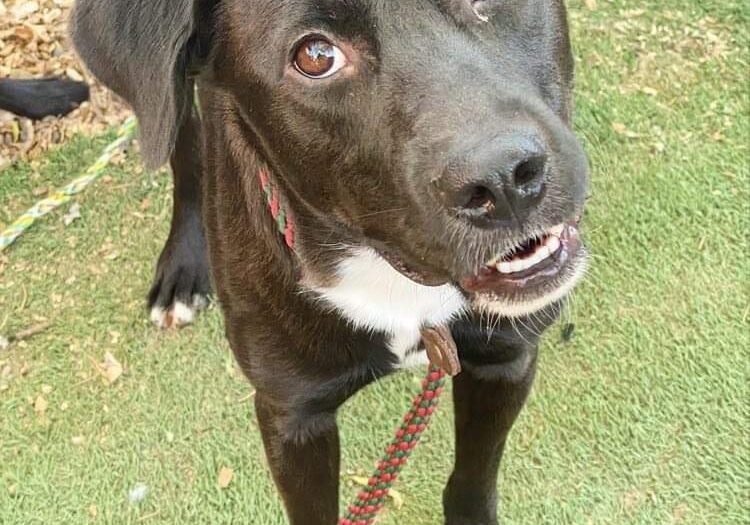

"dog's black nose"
[449,137,548,225]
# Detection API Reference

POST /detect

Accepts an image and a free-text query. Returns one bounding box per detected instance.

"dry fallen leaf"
[10,1,40,20]
[31,185,48,197]
[14,24,36,43]
[612,122,628,134]
[348,476,369,486]
[388,488,404,509]
[218,467,234,489]
[65,67,84,82]
[34,394,48,415]
[63,203,82,226]
[100,352,123,385]
[612,122,640,139]
[217,467,234,489]
[347,475,404,509]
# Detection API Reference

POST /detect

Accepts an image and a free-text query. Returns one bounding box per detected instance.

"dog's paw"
[147,229,211,330]
[149,294,209,330]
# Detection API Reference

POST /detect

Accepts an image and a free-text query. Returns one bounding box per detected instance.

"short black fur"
[71,1,589,523]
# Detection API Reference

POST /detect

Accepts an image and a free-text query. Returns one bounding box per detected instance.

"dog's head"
[73,0,589,319]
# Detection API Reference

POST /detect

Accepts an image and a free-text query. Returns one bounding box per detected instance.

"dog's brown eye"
[293,37,346,79]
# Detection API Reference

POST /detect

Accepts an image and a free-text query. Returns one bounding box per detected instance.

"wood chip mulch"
[0,0,131,170]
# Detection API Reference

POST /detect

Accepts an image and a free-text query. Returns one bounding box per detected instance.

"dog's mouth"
[458,220,586,316]
[374,219,586,318]
[465,221,580,288]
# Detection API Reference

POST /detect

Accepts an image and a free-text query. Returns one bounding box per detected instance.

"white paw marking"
[150,295,209,330]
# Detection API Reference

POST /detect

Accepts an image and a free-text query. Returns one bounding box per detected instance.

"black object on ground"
[561,323,576,343]
[0,77,90,120]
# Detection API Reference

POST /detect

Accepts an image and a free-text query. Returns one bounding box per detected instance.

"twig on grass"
[1,322,52,350]
[19,284,28,311]
[137,511,161,522]
[236,391,257,403]
[13,322,51,341]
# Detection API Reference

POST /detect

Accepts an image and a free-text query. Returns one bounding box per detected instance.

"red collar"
[257,168,296,250]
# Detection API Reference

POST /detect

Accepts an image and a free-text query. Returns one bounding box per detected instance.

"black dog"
[72,1,589,523]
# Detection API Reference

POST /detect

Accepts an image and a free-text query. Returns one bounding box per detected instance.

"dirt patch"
[0,0,130,169]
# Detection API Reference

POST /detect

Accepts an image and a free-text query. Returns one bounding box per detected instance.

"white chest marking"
[311,247,467,365]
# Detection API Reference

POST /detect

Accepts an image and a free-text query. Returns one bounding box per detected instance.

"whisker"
[353,207,409,220]
[516,315,541,339]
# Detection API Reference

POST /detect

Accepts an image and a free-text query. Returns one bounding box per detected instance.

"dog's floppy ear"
[71,0,214,168]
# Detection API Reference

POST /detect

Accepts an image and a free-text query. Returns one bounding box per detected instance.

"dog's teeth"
[509,259,525,273]
[494,234,562,275]
[529,245,551,267]
[491,225,566,274]
[546,235,561,254]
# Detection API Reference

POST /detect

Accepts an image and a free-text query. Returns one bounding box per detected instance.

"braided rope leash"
[340,368,447,525]
[0,116,137,252]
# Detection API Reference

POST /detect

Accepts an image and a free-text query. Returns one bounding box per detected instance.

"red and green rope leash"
[339,369,447,525]
[256,166,449,524]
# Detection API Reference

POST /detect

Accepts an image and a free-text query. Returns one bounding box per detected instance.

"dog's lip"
[378,248,450,287]
[460,221,583,293]
[372,220,584,291]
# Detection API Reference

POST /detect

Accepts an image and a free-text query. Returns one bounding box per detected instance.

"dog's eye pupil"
[294,39,336,78]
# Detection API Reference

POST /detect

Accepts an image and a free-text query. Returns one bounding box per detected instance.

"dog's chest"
[311,248,466,365]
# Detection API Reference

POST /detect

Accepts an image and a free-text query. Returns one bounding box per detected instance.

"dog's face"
[213,0,589,317]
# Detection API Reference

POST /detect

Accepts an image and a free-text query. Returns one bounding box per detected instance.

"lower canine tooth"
[498,261,513,274]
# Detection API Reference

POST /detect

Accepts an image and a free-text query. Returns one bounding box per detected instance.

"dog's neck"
[243,150,366,291]
[246,156,466,367]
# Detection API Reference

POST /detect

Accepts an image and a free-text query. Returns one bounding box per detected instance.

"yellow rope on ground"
[0,116,137,253]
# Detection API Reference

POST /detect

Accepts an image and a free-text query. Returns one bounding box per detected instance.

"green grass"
[1,1,748,523]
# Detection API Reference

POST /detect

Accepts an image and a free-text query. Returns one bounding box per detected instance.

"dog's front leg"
[443,321,541,525]
[255,393,341,525]
[148,106,211,328]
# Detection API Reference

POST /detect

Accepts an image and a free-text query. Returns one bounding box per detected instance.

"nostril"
[463,185,497,212]
[512,154,547,189]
